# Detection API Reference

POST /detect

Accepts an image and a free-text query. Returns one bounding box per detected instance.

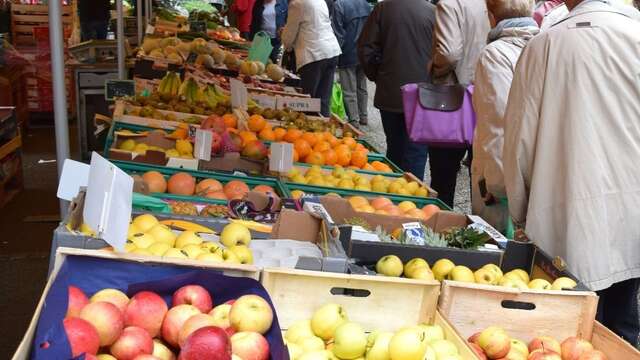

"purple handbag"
[401,82,476,146]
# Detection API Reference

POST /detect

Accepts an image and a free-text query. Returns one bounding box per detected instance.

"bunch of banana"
[158,72,181,101]
[179,78,200,105]
[202,85,219,109]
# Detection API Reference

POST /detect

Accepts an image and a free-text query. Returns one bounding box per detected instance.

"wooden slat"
[434,312,479,360]
[12,4,72,15]
[591,321,640,358]
[0,135,21,160]
[12,14,73,24]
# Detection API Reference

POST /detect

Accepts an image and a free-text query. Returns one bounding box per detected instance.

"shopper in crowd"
[332,0,371,127]
[281,0,341,117]
[231,0,257,39]
[533,0,564,25]
[502,0,640,345]
[428,0,490,207]
[358,0,436,178]
[79,0,111,41]
[471,0,538,233]
[250,0,288,62]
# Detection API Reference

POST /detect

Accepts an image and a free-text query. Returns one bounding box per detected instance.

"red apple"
[110,326,154,360]
[152,339,176,360]
[125,291,168,338]
[225,327,236,337]
[79,301,124,346]
[179,326,231,360]
[178,314,217,347]
[63,317,100,356]
[90,288,130,313]
[478,326,511,359]
[561,337,594,360]
[172,285,213,313]
[577,350,607,360]
[529,336,561,354]
[161,304,201,348]
[224,299,236,305]
[468,332,482,345]
[230,332,269,360]
[469,342,488,360]
[202,115,226,134]
[84,355,98,360]
[67,286,89,318]
[528,349,562,360]
[229,295,273,334]
[211,132,222,154]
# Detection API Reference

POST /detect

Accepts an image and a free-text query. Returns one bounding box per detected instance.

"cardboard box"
[261,268,478,359]
[438,280,640,359]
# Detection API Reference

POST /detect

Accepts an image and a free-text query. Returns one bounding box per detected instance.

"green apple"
[506,269,530,283]
[474,268,498,285]
[432,259,455,281]
[481,263,503,281]
[311,303,348,341]
[220,223,252,247]
[365,331,393,360]
[528,279,552,290]
[181,244,205,259]
[299,336,325,352]
[147,242,171,256]
[417,324,445,344]
[220,249,241,264]
[175,230,203,248]
[551,277,577,290]
[376,255,403,277]
[448,265,475,282]
[200,241,221,252]
[332,322,366,359]
[128,232,156,249]
[147,224,177,246]
[288,343,303,360]
[163,247,188,259]
[430,339,458,358]
[403,258,430,278]
[409,267,435,281]
[229,245,253,264]
[286,320,316,344]
[388,327,428,360]
[499,276,529,290]
[298,351,332,360]
[423,345,437,360]
[197,252,224,262]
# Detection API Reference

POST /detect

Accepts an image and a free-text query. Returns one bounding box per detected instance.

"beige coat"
[430,0,490,84]
[503,0,640,290]
[471,26,539,232]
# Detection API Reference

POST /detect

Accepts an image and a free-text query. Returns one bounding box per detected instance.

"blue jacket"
[250,0,288,39]
[332,0,371,68]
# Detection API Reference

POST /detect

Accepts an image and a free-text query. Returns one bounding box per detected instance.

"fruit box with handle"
[113,100,207,130]
[13,247,287,360]
[437,280,640,359]
[261,267,479,359]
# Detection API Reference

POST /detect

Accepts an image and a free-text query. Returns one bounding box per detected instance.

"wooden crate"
[11,4,73,46]
[261,268,478,359]
[437,280,640,359]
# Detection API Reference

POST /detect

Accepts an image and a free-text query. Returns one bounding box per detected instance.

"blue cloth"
[487,17,538,42]
[380,110,428,179]
[332,0,372,68]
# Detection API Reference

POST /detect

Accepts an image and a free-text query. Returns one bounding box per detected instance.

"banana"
[229,219,272,233]
[160,219,216,234]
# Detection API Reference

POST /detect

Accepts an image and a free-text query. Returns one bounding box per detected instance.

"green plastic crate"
[103,122,163,157]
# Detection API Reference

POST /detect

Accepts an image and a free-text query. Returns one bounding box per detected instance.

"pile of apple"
[63,284,275,360]
[468,326,607,360]
[124,214,254,264]
[284,303,464,360]
[375,256,578,291]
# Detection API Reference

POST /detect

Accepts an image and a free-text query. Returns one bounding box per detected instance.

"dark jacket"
[250,0,288,39]
[332,0,371,68]
[79,0,111,21]
[357,0,436,112]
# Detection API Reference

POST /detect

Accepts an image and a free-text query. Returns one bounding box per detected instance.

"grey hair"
[486,0,536,22]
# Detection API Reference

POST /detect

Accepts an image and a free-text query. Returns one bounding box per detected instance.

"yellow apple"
[200,241,221,252]
[128,232,156,249]
[388,327,429,360]
[181,244,205,259]
[477,326,510,359]
[417,324,445,344]
[288,343,303,360]
[220,249,241,263]
[164,247,188,259]
[229,245,253,264]
[299,336,326,353]
[510,338,529,357]
[528,279,552,290]
[311,303,348,341]
[285,320,316,344]
[175,231,203,248]
[132,214,159,232]
[551,277,577,290]
[332,322,367,359]
[430,339,458,358]
[147,224,177,246]
[499,276,529,290]
[410,267,435,281]
[481,263,503,281]
[448,266,475,282]
[474,268,498,285]
[432,259,455,281]
[220,223,252,247]
[404,258,430,278]
[376,255,403,277]
[507,269,530,283]
[147,242,171,256]
[365,331,393,360]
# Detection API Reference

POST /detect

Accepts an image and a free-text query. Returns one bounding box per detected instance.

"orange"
[354,143,368,153]
[371,160,392,172]
[342,136,357,150]
[350,150,368,168]
[313,141,331,153]
[327,134,340,147]
[239,131,258,146]
[222,113,237,129]
[323,149,337,166]
[322,131,334,141]
[283,128,303,143]
[336,148,352,166]
[258,127,276,141]
[301,132,318,147]
[293,149,299,162]
[294,139,312,158]
[334,144,350,154]
[247,114,267,132]
[273,127,287,141]
[362,163,376,171]
[305,151,325,166]
[422,204,440,219]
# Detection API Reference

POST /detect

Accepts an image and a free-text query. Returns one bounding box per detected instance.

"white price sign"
[230,78,249,110]
[276,96,321,112]
[250,94,277,109]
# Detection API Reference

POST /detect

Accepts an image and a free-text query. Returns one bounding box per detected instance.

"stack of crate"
[10,3,73,47]
[0,108,23,208]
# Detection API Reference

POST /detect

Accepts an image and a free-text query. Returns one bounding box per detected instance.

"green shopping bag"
[331,82,347,120]
[132,192,172,213]
[247,31,273,64]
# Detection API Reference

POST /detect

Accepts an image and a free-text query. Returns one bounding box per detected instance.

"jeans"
[80,20,109,41]
[299,56,338,117]
[596,278,640,347]
[380,110,428,179]
[428,146,468,207]
[338,66,368,124]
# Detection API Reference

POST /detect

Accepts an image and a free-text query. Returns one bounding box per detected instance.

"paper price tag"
[194,129,213,161]
[276,96,321,112]
[402,222,426,245]
[145,24,155,34]
[57,159,90,201]
[250,93,277,109]
[268,142,294,173]
[230,78,248,110]
[467,215,509,247]
[302,200,334,225]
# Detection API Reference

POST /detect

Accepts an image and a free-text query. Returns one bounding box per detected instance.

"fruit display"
[246,110,338,133]
[189,9,225,30]
[123,214,255,264]
[284,303,467,360]
[140,35,221,65]
[63,283,275,359]
[115,132,195,159]
[468,326,608,360]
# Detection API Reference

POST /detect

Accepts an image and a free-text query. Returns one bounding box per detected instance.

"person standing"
[428,0,490,207]
[503,0,640,345]
[78,0,111,41]
[357,0,436,178]
[250,0,288,62]
[332,0,371,126]
[471,0,538,233]
[281,0,341,117]
[231,0,257,39]
[533,0,565,25]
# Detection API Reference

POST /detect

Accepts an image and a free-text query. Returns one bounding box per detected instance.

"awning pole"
[116,0,126,79]
[137,0,143,45]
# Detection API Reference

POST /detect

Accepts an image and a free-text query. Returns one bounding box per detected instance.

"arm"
[281,0,302,50]
[332,0,346,48]
[232,0,251,13]
[430,0,463,80]
[356,2,382,81]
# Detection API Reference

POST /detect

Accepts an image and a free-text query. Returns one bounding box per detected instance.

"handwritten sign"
[105,80,136,101]
[276,96,321,112]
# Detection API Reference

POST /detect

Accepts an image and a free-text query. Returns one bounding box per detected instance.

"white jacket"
[281,0,342,70]
[503,0,640,290]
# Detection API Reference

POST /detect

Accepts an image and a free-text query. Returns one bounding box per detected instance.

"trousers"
[380,110,428,179]
[428,147,468,208]
[338,66,368,123]
[299,56,339,117]
[596,277,640,347]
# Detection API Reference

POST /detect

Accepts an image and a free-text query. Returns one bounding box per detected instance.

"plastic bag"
[247,31,273,64]
[132,192,172,213]
[331,82,347,120]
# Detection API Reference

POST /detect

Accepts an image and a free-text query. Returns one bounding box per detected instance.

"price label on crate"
[105,80,136,101]
[230,78,249,110]
[276,96,321,112]
[250,93,277,109]
[402,222,426,245]
[194,129,213,161]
